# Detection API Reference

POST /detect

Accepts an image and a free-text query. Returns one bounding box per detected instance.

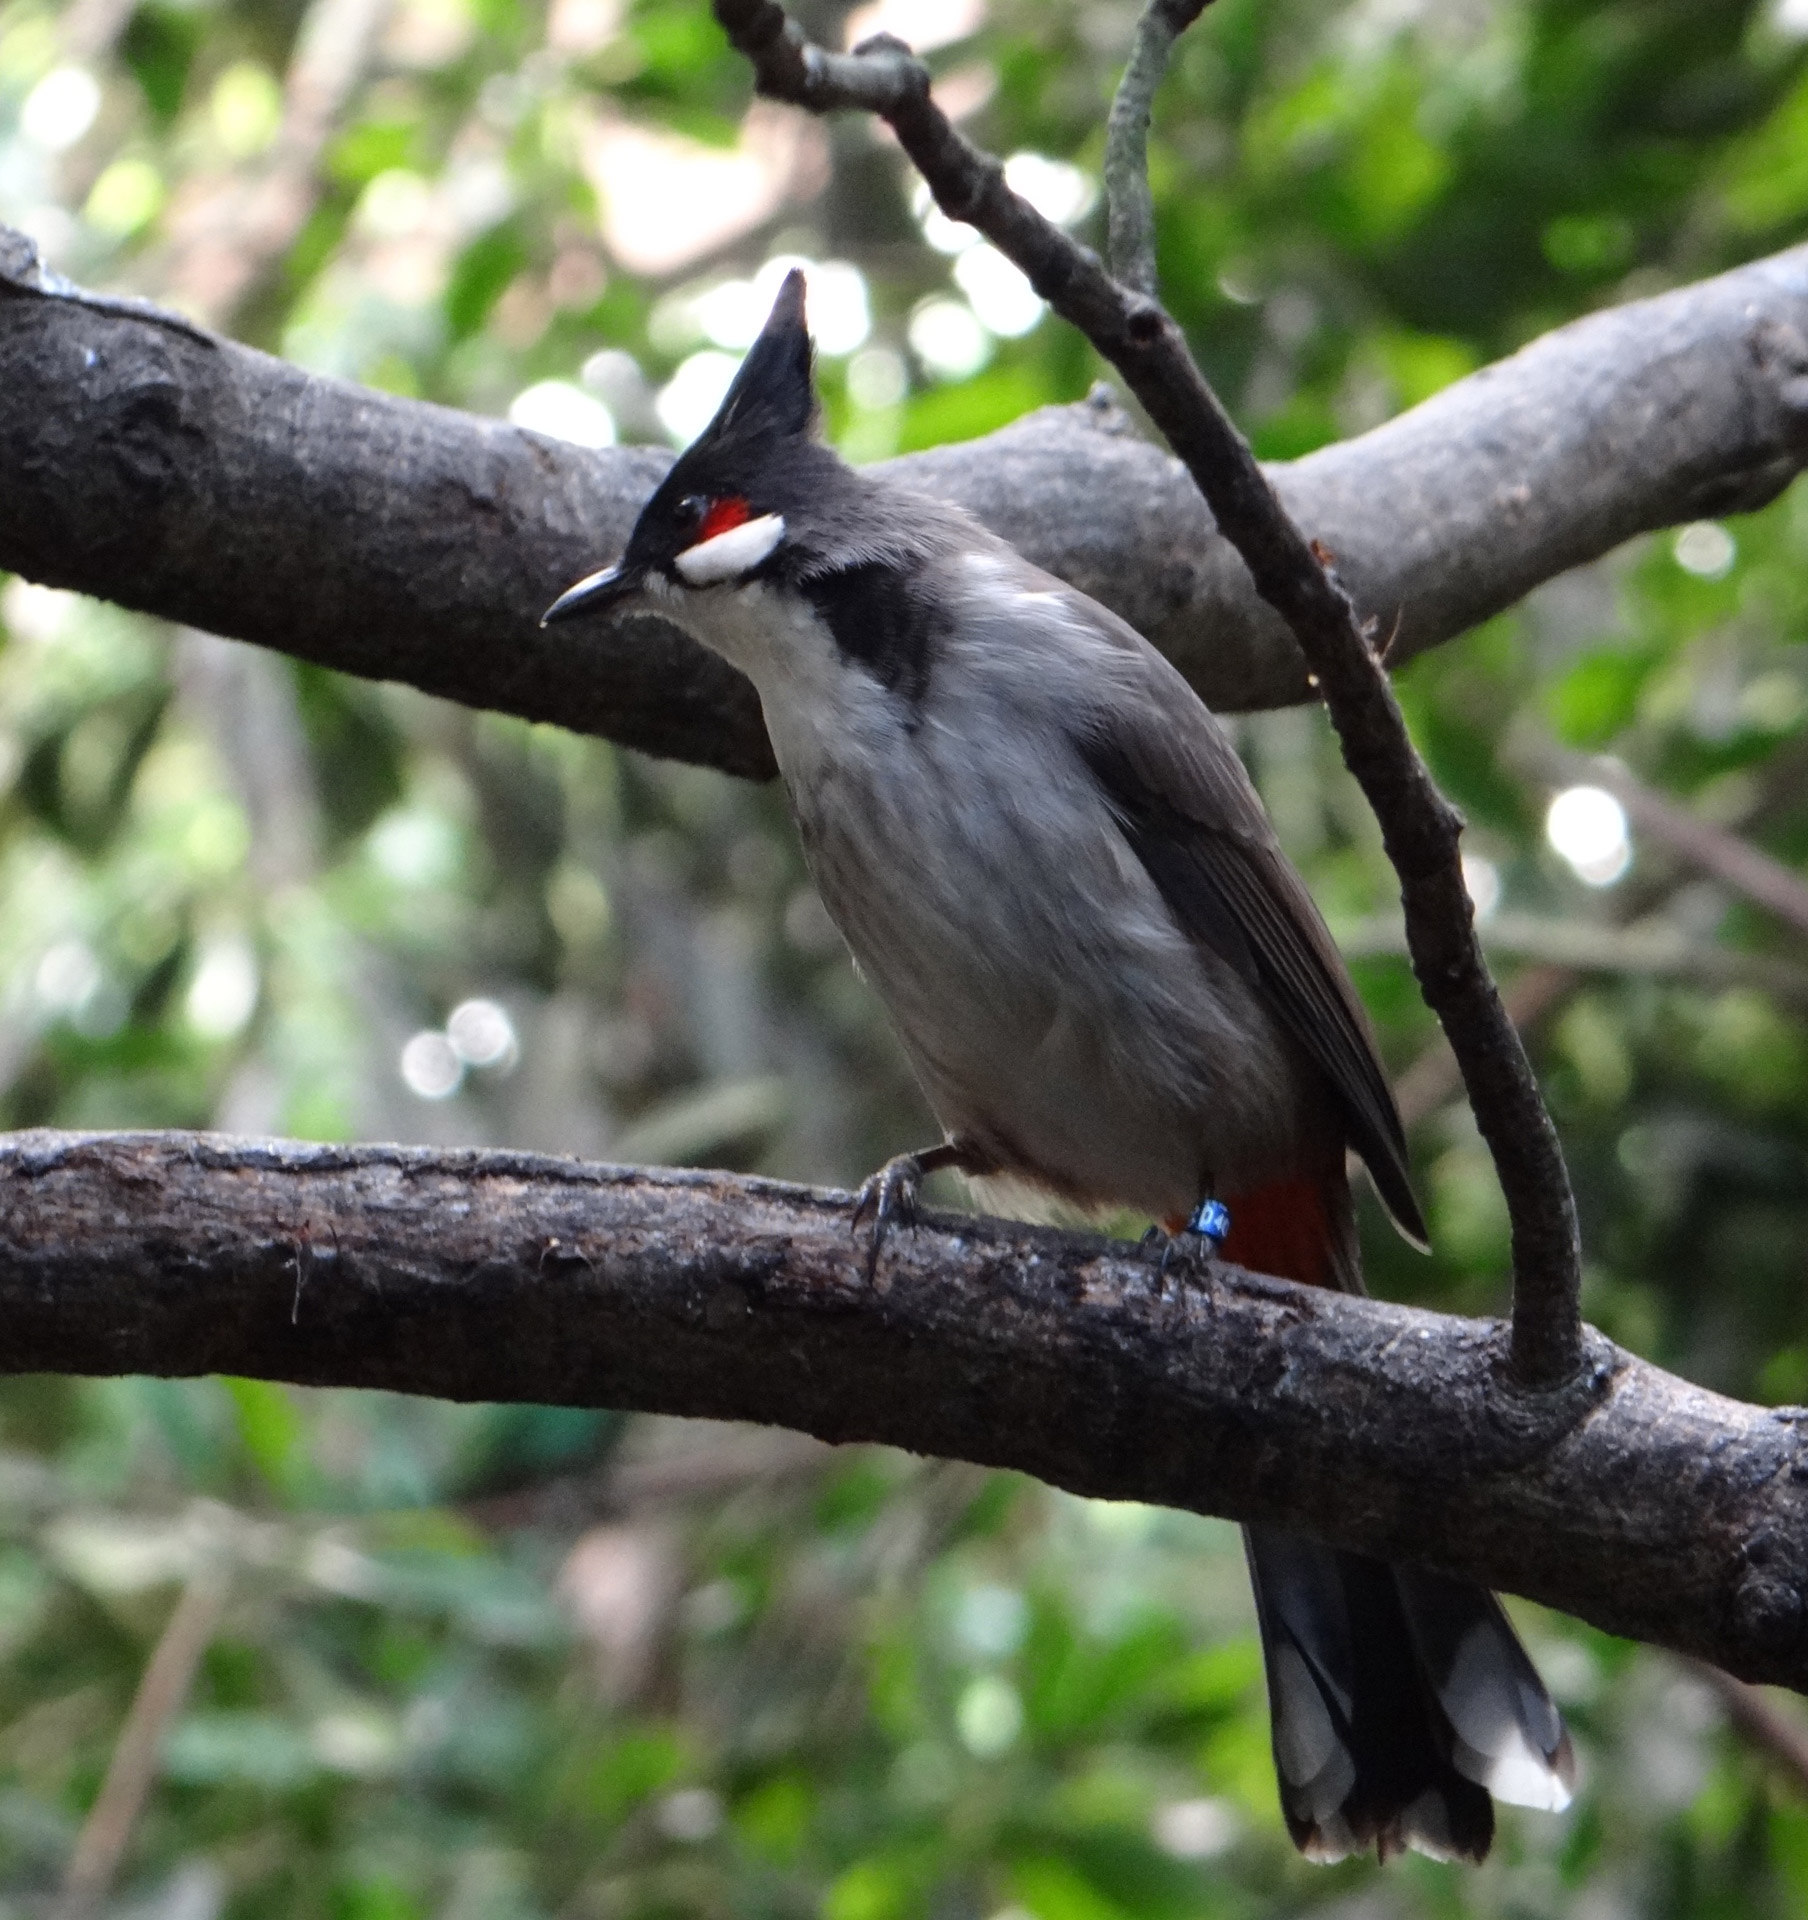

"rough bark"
[4,229,1808,778]
[3,1129,1806,1689]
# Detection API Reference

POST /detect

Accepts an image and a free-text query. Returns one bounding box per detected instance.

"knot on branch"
[840,34,930,114]
[1481,1324,1621,1459]
[849,30,918,66]
[1731,1513,1808,1667]
[1123,299,1166,346]
[714,0,809,95]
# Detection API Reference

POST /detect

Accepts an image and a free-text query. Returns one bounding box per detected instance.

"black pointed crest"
[704,268,817,446]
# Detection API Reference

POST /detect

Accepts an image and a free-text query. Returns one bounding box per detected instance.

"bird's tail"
[1222,1167,1574,1862]
[1244,1527,1574,1862]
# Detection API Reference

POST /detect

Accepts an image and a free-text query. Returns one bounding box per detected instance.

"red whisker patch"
[698,496,752,542]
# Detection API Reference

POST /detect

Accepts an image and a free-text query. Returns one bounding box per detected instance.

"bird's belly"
[787,732,1317,1221]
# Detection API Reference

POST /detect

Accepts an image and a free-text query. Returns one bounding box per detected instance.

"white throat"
[644,564,890,787]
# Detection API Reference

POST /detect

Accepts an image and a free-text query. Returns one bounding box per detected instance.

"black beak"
[541,561,644,627]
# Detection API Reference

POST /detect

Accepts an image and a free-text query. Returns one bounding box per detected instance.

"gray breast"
[783,671,1316,1219]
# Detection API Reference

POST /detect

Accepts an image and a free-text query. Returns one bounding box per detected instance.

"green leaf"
[223,1377,310,1500]
[162,1712,318,1789]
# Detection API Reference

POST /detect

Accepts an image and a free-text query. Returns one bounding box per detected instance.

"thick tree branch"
[3,1130,1806,1687]
[154,0,393,327]
[0,226,769,777]
[4,227,1808,765]
[713,1,1583,1386]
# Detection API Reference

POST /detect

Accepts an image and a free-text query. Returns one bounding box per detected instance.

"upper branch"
[713,1,1584,1386]
[1104,0,1211,292]
[4,1129,1806,1687]
[3,227,1807,762]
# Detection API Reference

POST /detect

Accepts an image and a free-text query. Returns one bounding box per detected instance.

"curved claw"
[851,1152,926,1281]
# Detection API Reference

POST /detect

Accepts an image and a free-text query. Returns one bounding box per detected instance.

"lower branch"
[4,1129,1806,1688]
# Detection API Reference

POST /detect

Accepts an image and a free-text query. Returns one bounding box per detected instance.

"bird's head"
[542,269,849,626]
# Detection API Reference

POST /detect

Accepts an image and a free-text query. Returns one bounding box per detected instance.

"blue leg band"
[1187,1198,1231,1246]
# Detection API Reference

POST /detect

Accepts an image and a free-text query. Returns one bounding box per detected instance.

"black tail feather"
[1245,1527,1571,1863]
[1393,1566,1576,1813]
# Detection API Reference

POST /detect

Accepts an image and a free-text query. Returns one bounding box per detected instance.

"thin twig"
[56,1571,228,1917]
[157,0,393,326]
[57,0,138,60]
[462,1426,835,1529]
[1693,1661,1808,1796]
[1341,910,1808,1009]
[1397,724,1808,1129]
[711,0,1584,1389]
[1565,752,1808,942]
[1104,1,1211,292]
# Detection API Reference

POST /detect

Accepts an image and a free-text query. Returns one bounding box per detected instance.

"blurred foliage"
[4,0,1808,1912]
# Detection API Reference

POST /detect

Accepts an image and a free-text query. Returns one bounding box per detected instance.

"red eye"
[697,496,752,542]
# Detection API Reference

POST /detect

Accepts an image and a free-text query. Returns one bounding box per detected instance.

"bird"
[543,269,1575,1862]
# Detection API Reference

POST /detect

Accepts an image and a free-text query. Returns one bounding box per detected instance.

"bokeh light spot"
[1673,521,1736,579]
[953,245,1042,337]
[1461,851,1502,922]
[187,937,260,1040]
[85,159,165,238]
[400,1030,462,1099]
[21,66,100,152]
[509,381,616,448]
[955,1675,1022,1756]
[1546,785,1631,886]
[908,298,990,381]
[657,351,741,444]
[1151,1797,1239,1860]
[447,997,517,1070]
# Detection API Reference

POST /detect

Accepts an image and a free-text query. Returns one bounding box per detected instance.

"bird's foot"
[851,1139,978,1283]
[852,1151,930,1284]
[1145,1198,1231,1297]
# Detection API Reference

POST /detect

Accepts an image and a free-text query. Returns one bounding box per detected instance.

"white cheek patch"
[674,512,786,586]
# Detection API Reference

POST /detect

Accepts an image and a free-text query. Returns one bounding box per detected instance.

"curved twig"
[711,0,1584,1388]
[1103,0,1211,292]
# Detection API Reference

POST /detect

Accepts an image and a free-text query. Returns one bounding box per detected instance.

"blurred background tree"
[4,0,1808,1912]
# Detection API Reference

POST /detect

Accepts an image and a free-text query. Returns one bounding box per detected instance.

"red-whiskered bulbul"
[544,272,1575,1862]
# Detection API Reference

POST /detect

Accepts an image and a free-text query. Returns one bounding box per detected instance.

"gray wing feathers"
[1062,590,1427,1246]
